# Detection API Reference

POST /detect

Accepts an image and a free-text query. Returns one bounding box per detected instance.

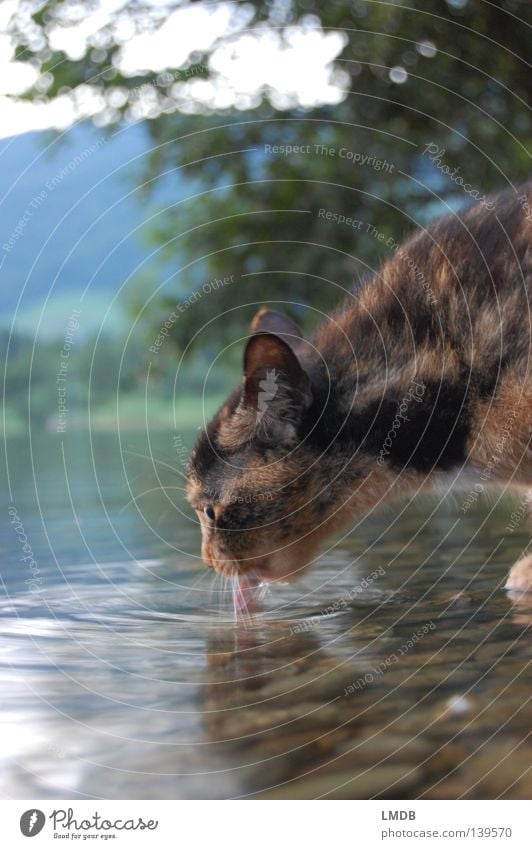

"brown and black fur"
[187,183,532,589]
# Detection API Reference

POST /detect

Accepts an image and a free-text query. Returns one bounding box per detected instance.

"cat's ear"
[250,307,309,358]
[240,332,312,444]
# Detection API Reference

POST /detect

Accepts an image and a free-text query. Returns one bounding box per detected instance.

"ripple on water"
[1,541,531,799]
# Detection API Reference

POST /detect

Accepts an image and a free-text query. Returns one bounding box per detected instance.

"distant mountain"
[0,122,179,337]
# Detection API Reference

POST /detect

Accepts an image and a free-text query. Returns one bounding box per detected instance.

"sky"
[0,0,350,139]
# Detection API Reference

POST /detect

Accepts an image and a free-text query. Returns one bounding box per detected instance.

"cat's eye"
[204,505,216,521]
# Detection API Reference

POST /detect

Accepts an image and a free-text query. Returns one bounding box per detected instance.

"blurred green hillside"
[1,326,231,435]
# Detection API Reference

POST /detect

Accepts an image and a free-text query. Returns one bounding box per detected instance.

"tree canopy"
[5,0,532,352]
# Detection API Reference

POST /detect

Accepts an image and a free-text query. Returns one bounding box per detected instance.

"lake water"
[1,430,531,799]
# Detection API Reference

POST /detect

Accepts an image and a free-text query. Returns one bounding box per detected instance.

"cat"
[186,183,532,593]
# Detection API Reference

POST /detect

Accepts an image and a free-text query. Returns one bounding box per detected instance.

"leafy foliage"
[6,0,532,351]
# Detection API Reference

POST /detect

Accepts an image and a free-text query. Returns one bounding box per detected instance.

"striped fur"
[187,183,532,589]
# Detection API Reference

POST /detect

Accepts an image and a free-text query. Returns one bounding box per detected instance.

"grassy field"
[84,392,227,431]
[1,407,27,437]
[1,392,228,436]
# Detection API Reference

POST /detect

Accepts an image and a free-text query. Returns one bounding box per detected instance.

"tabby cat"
[187,184,532,593]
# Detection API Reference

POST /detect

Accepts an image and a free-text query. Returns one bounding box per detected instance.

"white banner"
[1,800,528,848]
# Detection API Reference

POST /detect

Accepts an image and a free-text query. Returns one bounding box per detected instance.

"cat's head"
[186,308,355,583]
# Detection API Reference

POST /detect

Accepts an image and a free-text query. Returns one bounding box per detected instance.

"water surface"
[1,430,531,799]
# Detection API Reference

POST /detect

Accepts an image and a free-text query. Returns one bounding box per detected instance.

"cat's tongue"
[233,574,260,615]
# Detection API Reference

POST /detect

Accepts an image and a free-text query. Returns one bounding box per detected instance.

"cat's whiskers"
[180,567,211,607]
